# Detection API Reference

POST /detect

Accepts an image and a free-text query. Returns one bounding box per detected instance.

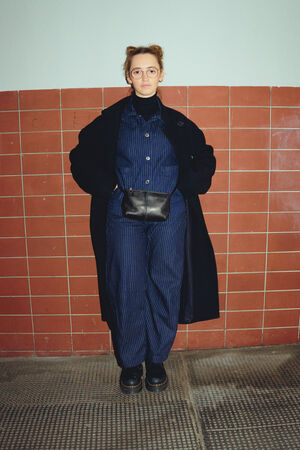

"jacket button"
[145,179,150,184]
[145,133,150,138]
[190,154,194,159]
[146,156,150,160]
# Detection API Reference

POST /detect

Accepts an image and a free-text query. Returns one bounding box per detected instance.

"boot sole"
[145,376,168,392]
[120,378,143,394]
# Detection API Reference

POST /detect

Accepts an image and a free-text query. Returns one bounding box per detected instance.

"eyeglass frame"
[129,66,161,80]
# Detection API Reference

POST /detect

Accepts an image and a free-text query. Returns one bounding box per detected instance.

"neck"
[132,90,158,121]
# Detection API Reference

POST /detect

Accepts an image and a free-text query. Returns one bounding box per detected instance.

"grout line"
[59,89,74,353]
[17,90,36,353]
[224,87,231,347]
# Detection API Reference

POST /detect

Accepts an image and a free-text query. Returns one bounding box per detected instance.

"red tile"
[159,86,187,106]
[271,130,300,149]
[0,315,32,333]
[265,291,300,309]
[65,195,91,215]
[272,108,300,128]
[269,192,300,212]
[269,213,300,232]
[231,107,269,128]
[267,252,300,271]
[0,351,34,357]
[26,217,65,237]
[29,257,67,276]
[0,279,28,301]
[73,333,110,353]
[23,174,63,195]
[20,110,60,132]
[0,258,27,276]
[62,153,71,174]
[214,150,229,170]
[227,292,264,310]
[187,330,225,349]
[230,172,269,191]
[0,197,23,217]
[188,315,225,331]
[61,109,100,131]
[218,273,227,292]
[0,155,21,175]
[0,237,26,256]
[268,233,300,251]
[271,87,300,107]
[172,331,187,350]
[229,233,266,252]
[264,309,299,328]
[228,253,265,272]
[19,90,60,110]
[189,107,229,128]
[66,216,90,236]
[215,253,226,273]
[30,277,68,295]
[24,196,64,216]
[35,334,72,352]
[31,297,70,314]
[67,236,94,256]
[229,213,267,232]
[231,150,269,171]
[231,129,270,149]
[63,131,78,152]
[189,86,229,106]
[0,218,24,237]
[27,237,66,257]
[204,213,228,233]
[0,112,19,132]
[33,315,71,333]
[0,334,34,351]
[0,175,22,195]
[70,296,101,315]
[64,173,84,194]
[68,257,97,276]
[200,193,228,213]
[0,297,31,314]
[228,273,265,292]
[21,132,61,153]
[210,234,227,253]
[72,315,108,332]
[231,87,270,106]
[266,272,300,291]
[210,172,229,192]
[22,154,62,175]
[226,329,262,347]
[227,311,263,329]
[205,129,229,149]
[271,150,300,170]
[0,133,20,154]
[103,87,131,108]
[270,171,300,191]
[230,193,268,212]
[61,88,102,108]
[69,276,98,295]
[0,91,18,110]
[263,328,298,345]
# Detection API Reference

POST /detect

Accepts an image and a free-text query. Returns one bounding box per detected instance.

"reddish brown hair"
[123,45,164,86]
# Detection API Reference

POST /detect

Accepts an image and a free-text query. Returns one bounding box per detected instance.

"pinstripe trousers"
[105,187,187,368]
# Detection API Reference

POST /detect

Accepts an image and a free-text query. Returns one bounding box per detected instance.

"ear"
[159,68,164,83]
[126,72,132,85]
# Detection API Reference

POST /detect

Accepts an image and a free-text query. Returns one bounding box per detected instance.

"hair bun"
[149,45,163,59]
[126,46,137,56]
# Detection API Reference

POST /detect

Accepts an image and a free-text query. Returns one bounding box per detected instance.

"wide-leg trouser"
[105,187,187,368]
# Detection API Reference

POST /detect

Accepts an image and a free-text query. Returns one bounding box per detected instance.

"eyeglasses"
[130,67,160,79]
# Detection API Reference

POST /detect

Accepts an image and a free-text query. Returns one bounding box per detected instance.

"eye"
[132,69,141,76]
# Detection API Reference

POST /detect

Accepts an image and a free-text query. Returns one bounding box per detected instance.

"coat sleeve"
[69,113,117,198]
[177,121,216,196]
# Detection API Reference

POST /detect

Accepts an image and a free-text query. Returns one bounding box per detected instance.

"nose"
[141,70,149,80]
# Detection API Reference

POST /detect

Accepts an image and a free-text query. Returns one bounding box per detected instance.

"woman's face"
[126,53,164,98]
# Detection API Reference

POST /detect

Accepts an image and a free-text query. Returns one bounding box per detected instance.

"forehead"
[130,53,159,68]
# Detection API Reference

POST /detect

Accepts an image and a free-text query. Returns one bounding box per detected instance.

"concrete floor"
[0,344,299,449]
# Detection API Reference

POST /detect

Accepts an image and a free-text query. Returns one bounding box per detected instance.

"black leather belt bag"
[119,186,176,222]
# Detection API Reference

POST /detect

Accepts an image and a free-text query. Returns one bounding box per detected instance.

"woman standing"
[69,45,219,395]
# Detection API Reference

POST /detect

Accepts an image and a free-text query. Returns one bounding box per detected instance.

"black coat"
[69,94,219,330]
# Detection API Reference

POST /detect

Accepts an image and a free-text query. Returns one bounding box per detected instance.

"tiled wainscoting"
[0,86,299,356]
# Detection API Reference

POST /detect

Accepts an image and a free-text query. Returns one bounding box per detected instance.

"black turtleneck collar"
[131,90,159,121]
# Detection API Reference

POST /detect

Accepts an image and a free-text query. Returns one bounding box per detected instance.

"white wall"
[0,0,299,91]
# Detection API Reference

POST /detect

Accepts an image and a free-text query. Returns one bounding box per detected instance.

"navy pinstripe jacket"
[70,93,219,328]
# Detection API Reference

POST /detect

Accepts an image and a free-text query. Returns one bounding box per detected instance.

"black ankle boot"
[120,364,143,394]
[145,362,168,392]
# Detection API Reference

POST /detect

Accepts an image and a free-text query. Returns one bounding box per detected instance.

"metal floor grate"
[0,344,299,449]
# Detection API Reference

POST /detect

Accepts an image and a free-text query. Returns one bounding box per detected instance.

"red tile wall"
[0,86,299,357]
